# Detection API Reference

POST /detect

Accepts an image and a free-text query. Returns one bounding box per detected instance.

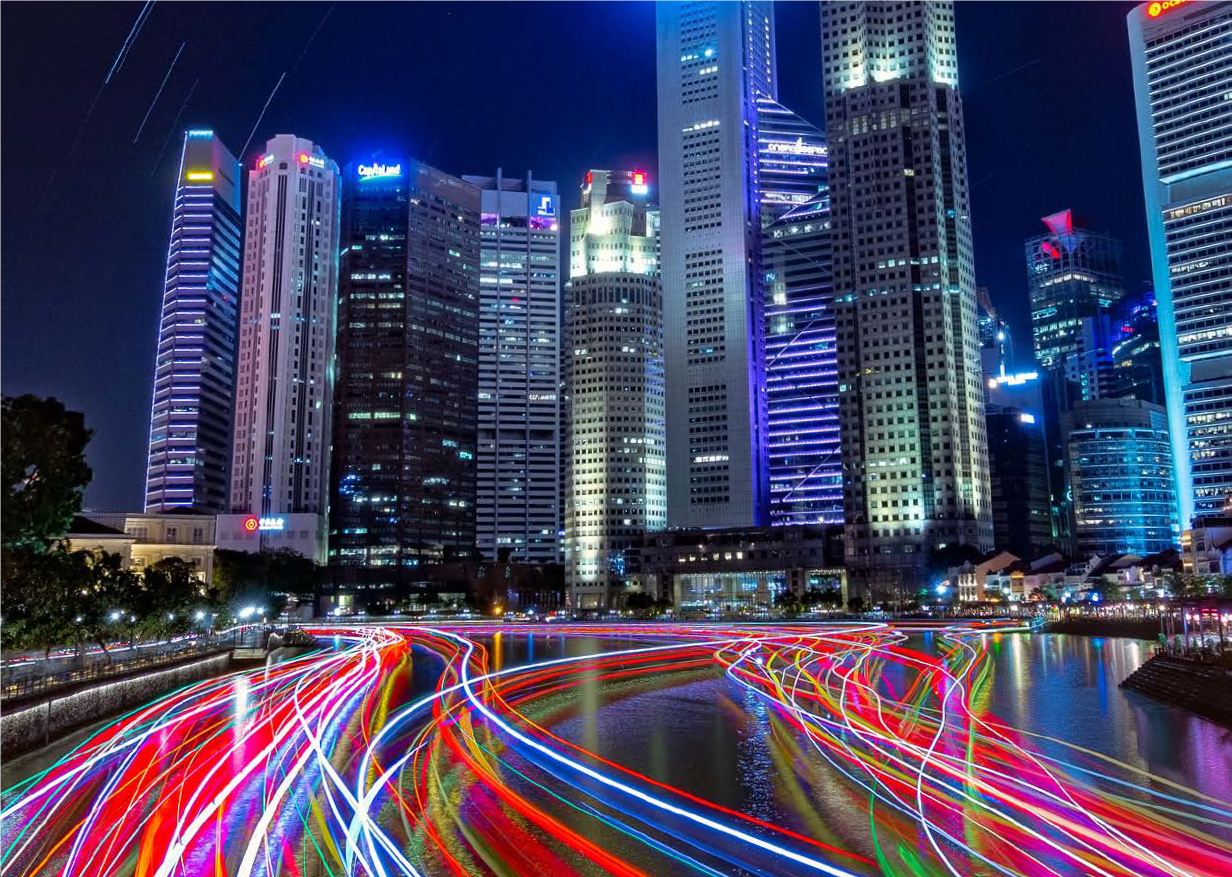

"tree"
[213,548,315,616]
[847,596,866,613]
[1,395,93,555]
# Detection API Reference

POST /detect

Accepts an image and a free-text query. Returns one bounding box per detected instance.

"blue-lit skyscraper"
[656,0,775,529]
[1129,0,1232,524]
[757,98,840,526]
[144,130,242,513]
[1063,397,1179,558]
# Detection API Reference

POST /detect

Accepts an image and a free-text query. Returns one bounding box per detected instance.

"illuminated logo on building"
[763,137,828,157]
[1147,0,1188,18]
[298,152,326,169]
[631,170,649,196]
[257,154,275,169]
[358,162,402,180]
[242,515,284,532]
[535,194,556,217]
[1167,195,1229,221]
[184,169,214,182]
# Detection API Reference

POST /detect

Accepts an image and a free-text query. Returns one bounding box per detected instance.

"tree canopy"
[2,394,93,554]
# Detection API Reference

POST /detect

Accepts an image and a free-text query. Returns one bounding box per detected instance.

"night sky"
[1,1,1147,510]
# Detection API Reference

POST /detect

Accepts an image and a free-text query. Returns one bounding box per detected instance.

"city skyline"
[2,2,1157,510]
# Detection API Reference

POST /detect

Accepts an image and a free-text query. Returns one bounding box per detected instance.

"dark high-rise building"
[757,99,840,526]
[330,159,481,570]
[657,1,775,529]
[144,130,242,513]
[1112,289,1166,406]
[821,1,993,597]
[985,406,1052,558]
[1026,209,1125,403]
[1129,0,1232,524]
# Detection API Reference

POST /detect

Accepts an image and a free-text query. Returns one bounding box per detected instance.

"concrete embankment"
[1,650,236,757]
[1120,657,1232,727]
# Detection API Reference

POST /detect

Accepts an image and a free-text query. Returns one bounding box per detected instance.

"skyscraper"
[985,407,1052,558]
[462,170,562,563]
[1111,288,1166,406]
[656,0,775,529]
[757,99,841,526]
[1129,0,1232,523]
[820,1,993,596]
[564,170,666,609]
[1026,209,1125,402]
[1063,397,1179,558]
[144,130,242,513]
[330,158,481,572]
[228,135,341,562]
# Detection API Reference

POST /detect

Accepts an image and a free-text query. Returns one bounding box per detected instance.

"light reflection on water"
[474,630,1232,868]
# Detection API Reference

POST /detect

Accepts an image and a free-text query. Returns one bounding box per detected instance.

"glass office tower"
[756,99,840,526]
[144,130,242,513]
[330,158,481,571]
[1129,0,1232,523]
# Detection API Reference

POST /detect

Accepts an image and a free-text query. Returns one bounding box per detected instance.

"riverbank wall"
[1120,656,1232,727]
[1043,618,1160,640]
[1,651,235,757]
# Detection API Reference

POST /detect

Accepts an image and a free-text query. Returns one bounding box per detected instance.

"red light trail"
[2,622,1229,876]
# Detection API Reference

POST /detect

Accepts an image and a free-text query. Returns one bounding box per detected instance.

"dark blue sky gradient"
[1,1,1146,509]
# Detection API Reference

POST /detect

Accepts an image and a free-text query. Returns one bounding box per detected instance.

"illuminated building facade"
[821,1,993,597]
[756,100,840,526]
[1026,210,1125,387]
[461,170,562,563]
[1129,0,1232,523]
[1063,397,1180,558]
[656,0,775,529]
[565,170,665,610]
[229,135,341,562]
[144,130,242,513]
[330,158,481,571]
[1111,289,1166,406]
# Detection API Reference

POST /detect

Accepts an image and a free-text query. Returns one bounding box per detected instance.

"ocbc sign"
[1147,0,1189,18]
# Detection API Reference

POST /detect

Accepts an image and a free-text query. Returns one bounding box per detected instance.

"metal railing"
[0,628,268,702]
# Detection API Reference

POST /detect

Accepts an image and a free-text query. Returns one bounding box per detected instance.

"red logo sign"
[243,515,259,532]
[1147,0,1188,18]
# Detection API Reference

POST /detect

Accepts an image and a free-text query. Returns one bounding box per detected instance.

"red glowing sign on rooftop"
[1146,0,1189,18]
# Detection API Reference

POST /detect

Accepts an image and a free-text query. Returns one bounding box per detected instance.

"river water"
[5,628,1228,876]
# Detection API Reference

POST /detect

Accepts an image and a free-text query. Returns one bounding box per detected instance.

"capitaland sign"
[358,163,403,180]
[1146,0,1189,18]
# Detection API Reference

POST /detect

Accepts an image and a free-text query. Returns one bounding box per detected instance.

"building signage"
[242,515,284,532]
[1166,195,1229,221]
[535,194,556,217]
[257,154,275,169]
[763,137,828,157]
[358,163,403,180]
[1146,0,1189,18]
[298,152,326,169]
[631,170,649,195]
